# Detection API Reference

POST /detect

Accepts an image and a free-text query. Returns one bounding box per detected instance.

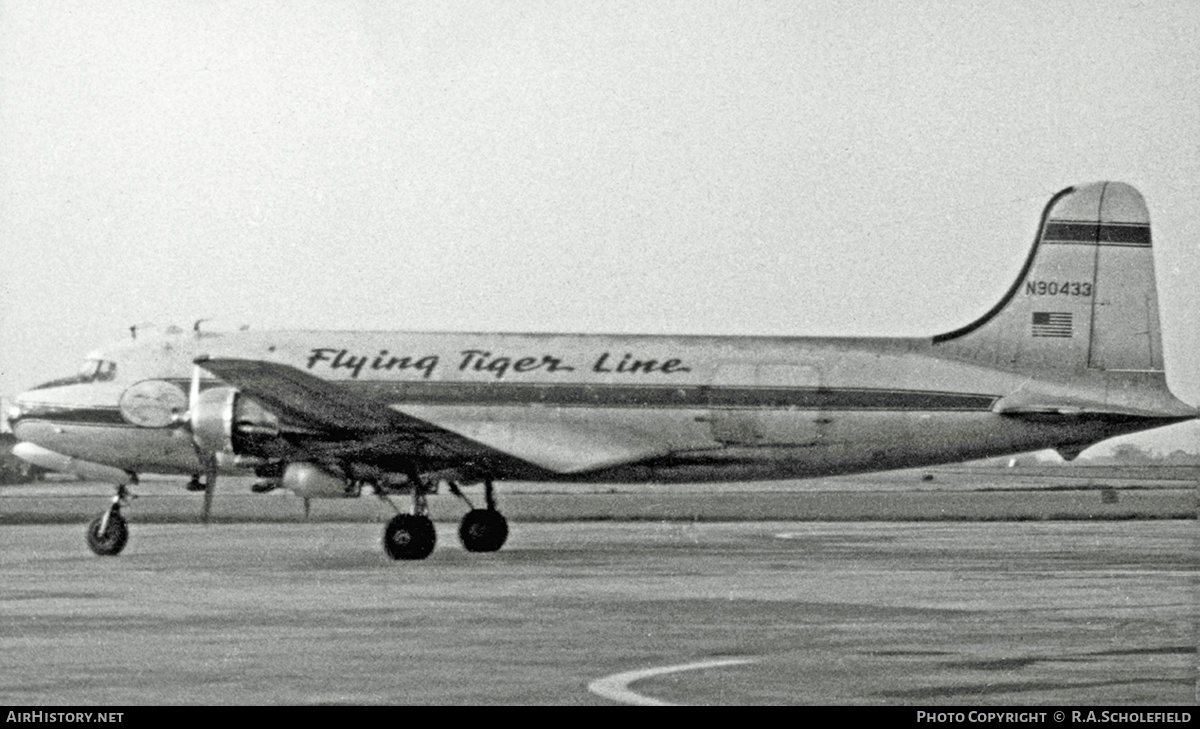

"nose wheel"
[86,510,129,555]
[86,483,134,556]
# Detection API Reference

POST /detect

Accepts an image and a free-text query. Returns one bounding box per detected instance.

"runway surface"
[0,519,1194,705]
[1,467,1196,524]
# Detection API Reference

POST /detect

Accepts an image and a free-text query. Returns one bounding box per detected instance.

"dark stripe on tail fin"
[1042,222,1152,246]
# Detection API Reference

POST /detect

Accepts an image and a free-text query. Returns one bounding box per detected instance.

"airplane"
[8,181,1196,560]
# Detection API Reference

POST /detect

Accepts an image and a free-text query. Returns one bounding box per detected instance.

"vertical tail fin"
[934,181,1163,374]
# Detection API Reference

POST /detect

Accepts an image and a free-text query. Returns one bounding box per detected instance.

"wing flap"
[413,416,670,474]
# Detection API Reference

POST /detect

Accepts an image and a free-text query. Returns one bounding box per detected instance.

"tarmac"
[0,470,1195,705]
[0,465,1196,524]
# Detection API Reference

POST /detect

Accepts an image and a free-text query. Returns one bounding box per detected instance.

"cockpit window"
[82,359,117,382]
[30,359,118,390]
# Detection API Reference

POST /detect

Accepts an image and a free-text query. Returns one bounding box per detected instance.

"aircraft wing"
[195,357,432,434]
[194,358,673,475]
[400,411,671,474]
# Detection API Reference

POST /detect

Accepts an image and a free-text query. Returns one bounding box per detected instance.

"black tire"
[382,514,436,560]
[458,509,508,553]
[86,512,129,556]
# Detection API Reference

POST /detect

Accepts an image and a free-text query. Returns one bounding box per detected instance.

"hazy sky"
[2,1,1198,453]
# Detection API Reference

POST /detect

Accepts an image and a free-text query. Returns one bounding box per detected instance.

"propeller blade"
[184,363,219,524]
[188,364,202,429]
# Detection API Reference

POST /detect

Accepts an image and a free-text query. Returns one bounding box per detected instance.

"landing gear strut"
[86,483,134,556]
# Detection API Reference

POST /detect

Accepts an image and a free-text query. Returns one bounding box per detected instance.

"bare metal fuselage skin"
[11,328,1189,485]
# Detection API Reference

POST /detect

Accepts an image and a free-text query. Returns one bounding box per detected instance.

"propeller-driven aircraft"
[9,182,1196,560]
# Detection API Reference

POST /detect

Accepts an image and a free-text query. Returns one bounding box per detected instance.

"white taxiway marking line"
[588,657,756,706]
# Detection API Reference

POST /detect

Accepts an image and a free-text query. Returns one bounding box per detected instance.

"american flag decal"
[1032,311,1073,338]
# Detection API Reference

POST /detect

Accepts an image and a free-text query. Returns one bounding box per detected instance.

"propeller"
[176,363,221,524]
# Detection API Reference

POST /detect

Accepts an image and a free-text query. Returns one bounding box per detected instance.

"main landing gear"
[383,513,437,560]
[451,480,508,553]
[380,471,437,560]
[86,482,134,556]
[379,477,508,560]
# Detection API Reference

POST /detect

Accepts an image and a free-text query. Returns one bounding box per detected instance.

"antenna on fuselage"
[192,319,249,338]
[129,322,181,340]
[129,321,156,340]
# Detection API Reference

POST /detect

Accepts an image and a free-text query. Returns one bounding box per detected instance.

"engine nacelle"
[191,387,280,456]
[281,462,355,498]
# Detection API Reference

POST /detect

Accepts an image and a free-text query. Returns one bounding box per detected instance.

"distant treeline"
[989,444,1200,467]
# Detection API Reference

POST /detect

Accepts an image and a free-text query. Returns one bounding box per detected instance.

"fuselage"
[10,328,1192,484]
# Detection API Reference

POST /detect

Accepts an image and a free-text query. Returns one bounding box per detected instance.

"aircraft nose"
[6,389,58,438]
[7,392,33,433]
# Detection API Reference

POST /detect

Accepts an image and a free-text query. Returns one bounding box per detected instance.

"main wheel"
[383,514,436,560]
[86,512,129,556]
[459,509,508,553]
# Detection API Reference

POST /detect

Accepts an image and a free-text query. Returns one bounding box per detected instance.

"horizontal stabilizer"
[994,384,1197,419]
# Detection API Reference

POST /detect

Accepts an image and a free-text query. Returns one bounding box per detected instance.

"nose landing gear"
[86,510,129,556]
[86,482,135,556]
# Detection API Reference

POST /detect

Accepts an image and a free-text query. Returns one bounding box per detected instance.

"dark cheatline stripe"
[349,381,997,412]
[706,387,996,411]
[12,405,129,426]
[15,384,1000,430]
[1042,221,1151,246]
